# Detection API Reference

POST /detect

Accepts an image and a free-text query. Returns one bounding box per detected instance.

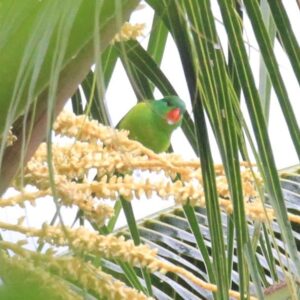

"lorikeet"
[118,96,186,153]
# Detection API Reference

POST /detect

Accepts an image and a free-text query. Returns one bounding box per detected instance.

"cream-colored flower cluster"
[0,221,157,267]
[0,225,257,300]
[7,127,17,146]
[0,248,82,300]
[0,127,17,147]
[0,110,294,300]
[2,110,298,225]
[112,22,145,43]
[0,241,153,300]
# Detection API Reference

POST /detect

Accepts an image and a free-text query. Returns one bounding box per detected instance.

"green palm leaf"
[102,166,300,299]
[0,1,299,299]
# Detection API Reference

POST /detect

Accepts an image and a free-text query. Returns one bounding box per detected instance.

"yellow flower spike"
[3,110,297,300]
[0,250,82,300]
[136,188,144,199]
[5,127,17,146]
[0,241,153,300]
[112,22,145,43]
[0,190,48,208]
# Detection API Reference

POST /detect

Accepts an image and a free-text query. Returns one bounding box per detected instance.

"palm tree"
[0,0,299,299]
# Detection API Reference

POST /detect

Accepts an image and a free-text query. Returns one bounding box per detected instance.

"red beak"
[167,108,181,124]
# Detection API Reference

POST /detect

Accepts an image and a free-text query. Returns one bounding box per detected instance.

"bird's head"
[151,95,186,127]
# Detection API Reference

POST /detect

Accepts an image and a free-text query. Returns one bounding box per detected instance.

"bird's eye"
[165,100,172,106]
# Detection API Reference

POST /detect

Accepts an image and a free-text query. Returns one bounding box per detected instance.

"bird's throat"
[166,108,181,125]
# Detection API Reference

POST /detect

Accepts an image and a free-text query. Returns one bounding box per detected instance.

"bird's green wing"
[118,102,171,153]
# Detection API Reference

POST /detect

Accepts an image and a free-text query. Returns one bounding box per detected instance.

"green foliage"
[0,0,138,194]
[0,1,300,299]
[0,0,138,133]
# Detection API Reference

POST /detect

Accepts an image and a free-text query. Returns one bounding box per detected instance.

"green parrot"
[118,95,186,153]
